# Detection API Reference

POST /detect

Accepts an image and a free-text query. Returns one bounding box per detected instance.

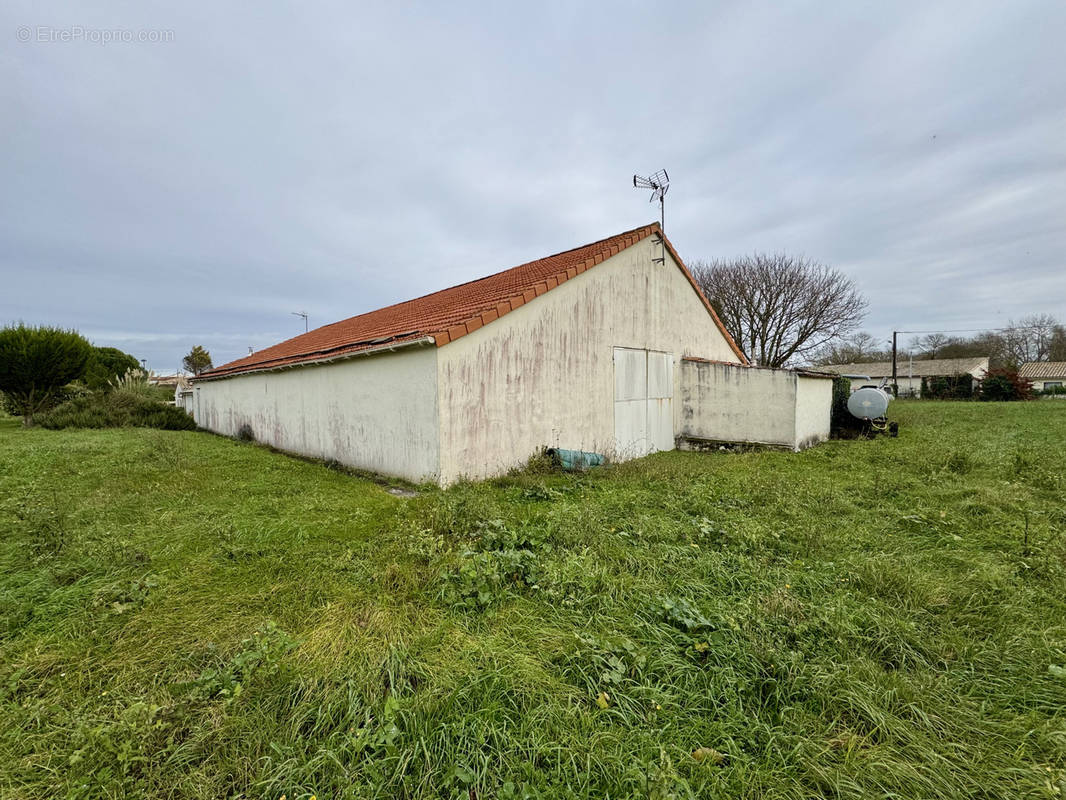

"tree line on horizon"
[810,314,1066,368]
[690,253,1062,371]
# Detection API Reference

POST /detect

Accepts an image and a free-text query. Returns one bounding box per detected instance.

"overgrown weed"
[2,404,1066,798]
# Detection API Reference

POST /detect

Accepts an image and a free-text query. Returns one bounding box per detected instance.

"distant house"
[148,374,186,388]
[190,223,833,485]
[818,357,989,398]
[1019,362,1066,392]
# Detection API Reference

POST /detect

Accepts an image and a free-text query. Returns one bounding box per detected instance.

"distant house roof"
[197,222,746,380]
[817,356,989,379]
[148,374,189,387]
[1019,361,1066,379]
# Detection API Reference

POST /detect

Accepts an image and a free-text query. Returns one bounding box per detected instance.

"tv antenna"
[633,169,669,229]
[291,311,308,333]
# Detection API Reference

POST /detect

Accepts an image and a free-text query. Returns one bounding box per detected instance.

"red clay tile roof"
[197,222,747,380]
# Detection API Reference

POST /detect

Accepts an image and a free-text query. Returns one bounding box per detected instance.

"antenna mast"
[292,311,308,333]
[632,169,670,230]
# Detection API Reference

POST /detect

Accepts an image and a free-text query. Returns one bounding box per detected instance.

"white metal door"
[647,351,674,452]
[613,348,674,458]
[613,348,647,459]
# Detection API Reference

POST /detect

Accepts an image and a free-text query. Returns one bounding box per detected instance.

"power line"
[890,322,1056,395]
[896,324,1050,335]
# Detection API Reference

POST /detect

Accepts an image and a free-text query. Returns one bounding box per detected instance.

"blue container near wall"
[546,448,605,471]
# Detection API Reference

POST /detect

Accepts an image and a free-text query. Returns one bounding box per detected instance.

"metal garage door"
[614,348,674,459]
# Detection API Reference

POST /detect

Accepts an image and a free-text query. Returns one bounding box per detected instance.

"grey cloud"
[2,0,1063,368]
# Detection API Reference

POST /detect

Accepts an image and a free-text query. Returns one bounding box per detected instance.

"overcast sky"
[4,1,1064,370]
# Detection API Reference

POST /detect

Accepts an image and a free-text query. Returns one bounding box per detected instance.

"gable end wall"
[435,236,741,484]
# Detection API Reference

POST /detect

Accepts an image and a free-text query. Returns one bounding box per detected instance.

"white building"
[1019,362,1066,392]
[818,356,989,398]
[192,223,832,484]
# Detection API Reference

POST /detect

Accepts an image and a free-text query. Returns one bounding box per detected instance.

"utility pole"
[891,331,898,397]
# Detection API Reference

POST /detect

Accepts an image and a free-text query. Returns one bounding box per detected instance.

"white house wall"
[192,346,440,483]
[1032,379,1065,391]
[893,376,923,397]
[435,236,741,484]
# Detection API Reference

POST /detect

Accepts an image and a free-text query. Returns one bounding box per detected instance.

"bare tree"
[877,316,1065,369]
[909,333,950,359]
[811,331,890,365]
[1001,314,1060,365]
[968,330,1010,367]
[691,253,867,368]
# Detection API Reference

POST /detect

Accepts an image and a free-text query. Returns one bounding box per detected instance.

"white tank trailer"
[846,385,899,437]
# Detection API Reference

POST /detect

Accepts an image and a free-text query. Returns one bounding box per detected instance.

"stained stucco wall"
[794,376,833,448]
[435,236,742,484]
[192,346,440,483]
[679,361,832,450]
[679,361,799,448]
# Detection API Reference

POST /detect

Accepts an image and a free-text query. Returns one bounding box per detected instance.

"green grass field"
[1,402,1064,799]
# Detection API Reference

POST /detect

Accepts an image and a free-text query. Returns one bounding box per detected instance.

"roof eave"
[192,336,437,382]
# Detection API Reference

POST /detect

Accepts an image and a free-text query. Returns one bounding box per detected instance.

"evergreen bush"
[36,391,196,431]
[976,369,1033,401]
[0,324,93,423]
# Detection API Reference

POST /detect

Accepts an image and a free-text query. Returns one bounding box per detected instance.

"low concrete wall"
[795,374,833,449]
[679,360,831,451]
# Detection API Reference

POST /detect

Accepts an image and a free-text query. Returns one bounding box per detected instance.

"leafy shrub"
[441,519,546,609]
[442,548,541,610]
[473,517,546,551]
[0,323,93,423]
[977,368,1033,401]
[521,449,555,475]
[921,374,975,400]
[36,390,196,430]
[652,595,715,634]
[830,375,851,429]
[830,375,865,438]
[1,380,88,417]
[84,346,141,390]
